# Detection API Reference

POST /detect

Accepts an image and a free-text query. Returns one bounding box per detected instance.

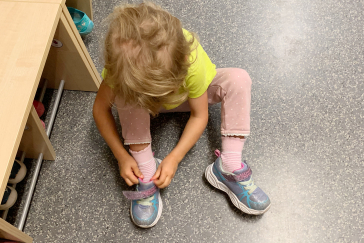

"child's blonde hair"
[103,2,196,115]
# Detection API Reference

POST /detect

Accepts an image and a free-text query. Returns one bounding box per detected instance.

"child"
[93,2,270,228]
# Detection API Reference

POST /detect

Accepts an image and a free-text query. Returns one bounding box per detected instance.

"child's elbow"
[92,102,99,121]
[203,112,209,126]
[92,98,108,121]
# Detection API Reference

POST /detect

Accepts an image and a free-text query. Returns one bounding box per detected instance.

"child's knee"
[235,69,252,87]
[227,68,252,91]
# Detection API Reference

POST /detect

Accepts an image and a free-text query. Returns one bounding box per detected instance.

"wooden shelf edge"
[62,4,101,87]
[0,218,32,243]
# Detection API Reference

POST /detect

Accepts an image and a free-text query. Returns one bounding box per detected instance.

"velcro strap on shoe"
[122,186,157,200]
[224,167,252,182]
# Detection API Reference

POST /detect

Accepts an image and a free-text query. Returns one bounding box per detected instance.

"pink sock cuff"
[221,137,246,172]
[130,144,153,162]
[129,143,152,154]
[221,136,245,152]
[130,144,155,182]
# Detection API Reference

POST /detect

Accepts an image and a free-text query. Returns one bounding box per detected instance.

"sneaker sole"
[130,192,163,228]
[205,164,270,215]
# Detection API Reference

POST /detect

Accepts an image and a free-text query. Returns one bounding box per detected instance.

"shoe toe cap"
[249,187,271,211]
[132,204,157,226]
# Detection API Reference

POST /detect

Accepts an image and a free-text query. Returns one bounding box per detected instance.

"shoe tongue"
[233,162,248,175]
[138,180,155,191]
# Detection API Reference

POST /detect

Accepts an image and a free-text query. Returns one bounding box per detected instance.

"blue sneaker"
[205,150,271,215]
[67,7,94,36]
[123,159,162,228]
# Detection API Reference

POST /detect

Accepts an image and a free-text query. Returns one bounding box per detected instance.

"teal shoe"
[205,150,271,215]
[67,7,94,36]
[123,159,163,228]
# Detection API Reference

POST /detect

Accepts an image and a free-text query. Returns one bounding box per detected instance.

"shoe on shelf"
[40,120,46,129]
[67,7,94,36]
[122,159,162,228]
[8,159,27,184]
[33,100,45,117]
[0,186,18,211]
[205,150,271,215]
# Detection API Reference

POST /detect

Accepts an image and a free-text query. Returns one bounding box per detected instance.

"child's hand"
[118,155,143,186]
[151,154,179,188]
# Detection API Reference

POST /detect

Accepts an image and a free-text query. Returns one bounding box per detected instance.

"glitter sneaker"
[205,150,271,215]
[123,159,162,228]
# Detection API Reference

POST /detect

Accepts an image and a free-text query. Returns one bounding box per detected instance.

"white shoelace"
[239,176,257,195]
[137,195,154,206]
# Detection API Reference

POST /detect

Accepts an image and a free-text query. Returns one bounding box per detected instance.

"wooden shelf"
[42,13,100,91]
[62,3,100,85]
[19,106,56,161]
[9,0,65,4]
[0,218,32,243]
[0,0,61,208]
[0,0,99,241]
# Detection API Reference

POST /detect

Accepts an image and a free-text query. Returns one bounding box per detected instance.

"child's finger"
[151,167,161,181]
[125,178,134,186]
[159,176,171,189]
[132,165,144,179]
[155,172,168,187]
[127,172,139,185]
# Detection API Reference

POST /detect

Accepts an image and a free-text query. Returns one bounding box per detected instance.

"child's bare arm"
[172,91,209,160]
[152,91,209,188]
[93,81,143,185]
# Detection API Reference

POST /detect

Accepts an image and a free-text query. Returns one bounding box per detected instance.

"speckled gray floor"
[5,0,364,242]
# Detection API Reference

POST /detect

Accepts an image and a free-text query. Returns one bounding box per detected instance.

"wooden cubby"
[0,0,100,241]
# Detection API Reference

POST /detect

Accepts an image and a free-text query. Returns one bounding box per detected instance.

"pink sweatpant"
[115,68,252,145]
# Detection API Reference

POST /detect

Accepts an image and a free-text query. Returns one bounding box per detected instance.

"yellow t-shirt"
[101,29,216,110]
